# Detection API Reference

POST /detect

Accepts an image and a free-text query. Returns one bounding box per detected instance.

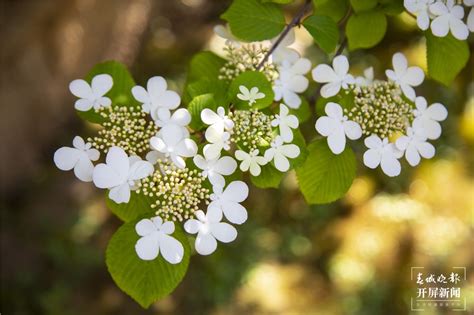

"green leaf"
[106,219,190,308]
[303,15,339,54]
[379,0,404,15]
[251,164,285,188]
[312,0,350,22]
[262,0,294,3]
[78,61,138,124]
[228,71,275,109]
[296,139,356,204]
[346,10,387,50]
[426,32,469,86]
[290,97,311,123]
[183,78,229,106]
[187,51,226,83]
[106,192,155,222]
[290,129,308,168]
[188,94,218,130]
[221,0,286,42]
[349,0,377,12]
[315,90,355,116]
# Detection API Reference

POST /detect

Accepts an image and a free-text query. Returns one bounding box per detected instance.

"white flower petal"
[363,149,381,169]
[431,15,450,37]
[312,64,338,83]
[426,103,448,121]
[320,82,342,98]
[417,142,435,159]
[380,154,401,177]
[214,156,237,175]
[108,183,131,203]
[201,108,221,125]
[136,219,156,236]
[159,90,181,109]
[135,234,160,260]
[274,153,290,171]
[54,147,81,171]
[74,157,95,182]
[184,219,201,234]
[343,121,362,140]
[131,86,150,104]
[333,55,349,77]
[222,202,248,224]
[195,233,217,255]
[69,79,94,99]
[405,145,421,166]
[128,160,153,181]
[211,223,237,243]
[223,181,249,203]
[91,74,113,97]
[315,116,335,136]
[327,126,346,154]
[403,67,424,86]
[157,233,184,264]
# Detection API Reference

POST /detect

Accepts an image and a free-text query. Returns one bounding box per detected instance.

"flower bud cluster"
[229,109,275,151]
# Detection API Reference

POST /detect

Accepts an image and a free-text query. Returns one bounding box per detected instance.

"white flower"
[396,127,435,166]
[150,124,198,169]
[271,104,299,142]
[355,67,374,87]
[193,153,237,187]
[271,29,300,65]
[203,126,231,160]
[237,85,265,105]
[214,24,240,47]
[412,96,448,140]
[208,180,249,225]
[235,149,268,176]
[184,209,237,256]
[430,0,469,40]
[404,0,435,30]
[385,52,424,101]
[54,136,100,182]
[273,58,311,108]
[315,102,362,155]
[264,136,300,172]
[201,107,234,131]
[131,76,180,120]
[69,74,113,111]
[92,147,154,203]
[135,216,184,264]
[155,108,191,137]
[363,135,404,177]
[311,55,355,98]
[465,0,474,32]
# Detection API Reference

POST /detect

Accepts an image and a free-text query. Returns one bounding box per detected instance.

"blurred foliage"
[1,0,473,315]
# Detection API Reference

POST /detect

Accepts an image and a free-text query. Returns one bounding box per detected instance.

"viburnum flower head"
[135,216,184,264]
[92,146,154,203]
[69,74,113,111]
[430,0,469,40]
[363,135,404,177]
[404,0,435,30]
[201,107,234,132]
[208,180,249,225]
[131,76,180,121]
[264,136,300,172]
[273,57,311,108]
[235,149,268,176]
[315,102,362,155]
[184,209,237,256]
[237,85,265,105]
[193,152,237,187]
[312,55,355,98]
[54,136,100,182]
[412,96,448,140]
[150,124,198,169]
[271,104,299,142]
[385,52,424,101]
[396,126,435,166]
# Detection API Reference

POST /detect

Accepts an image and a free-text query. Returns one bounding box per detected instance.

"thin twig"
[256,0,312,70]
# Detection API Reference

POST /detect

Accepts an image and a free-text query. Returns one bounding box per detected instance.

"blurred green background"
[1,0,473,314]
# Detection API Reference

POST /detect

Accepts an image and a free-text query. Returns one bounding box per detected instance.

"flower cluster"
[54,74,251,264]
[312,53,447,177]
[404,0,473,39]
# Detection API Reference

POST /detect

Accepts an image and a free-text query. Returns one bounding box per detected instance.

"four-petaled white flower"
[54,136,100,182]
[412,96,448,140]
[237,85,265,105]
[315,102,362,155]
[355,67,375,87]
[155,108,191,137]
[193,153,237,187]
[430,0,469,40]
[208,181,249,225]
[363,135,404,177]
[131,76,181,121]
[203,126,231,160]
[385,52,424,101]
[404,0,435,30]
[201,107,234,132]
[135,216,184,264]
[150,124,197,169]
[184,209,237,256]
[396,127,435,166]
[235,149,268,176]
[271,104,299,142]
[312,55,355,98]
[69,74,113,111]
[264,136,300,172]
[92,147,154,203]
[273,58,312,108]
